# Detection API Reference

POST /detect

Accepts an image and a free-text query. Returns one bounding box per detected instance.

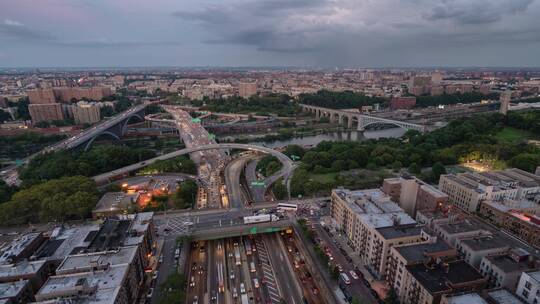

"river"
[252,128,407,148]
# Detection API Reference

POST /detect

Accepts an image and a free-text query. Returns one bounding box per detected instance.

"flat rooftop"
[460,235,510,251]
[437,218,493,235]
[486,289,525,304]
[0,260,47,279]
[36,224,101,260]
[0,232,42,264]
[485,254,535,273]
[57,247,137,275]
[407,260,485,294]
[395,239,453,264]
[483,199,540,213]
[0,280,29,299]
[376,225,422,240]
[443,292,487,304]
[36,264,127,303]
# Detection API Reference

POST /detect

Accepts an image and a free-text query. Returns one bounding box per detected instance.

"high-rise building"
[382,176,448,217]
[238,82,257,98]
[330,188,422,279]
[27,87,112,104]
[72,102,101,125]
[27,89,56,104]
[500,91,512,115]
[28,103,64,123]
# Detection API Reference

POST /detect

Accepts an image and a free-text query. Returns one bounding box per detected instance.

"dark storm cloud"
[426,0,534,24]
[0,19,56,41]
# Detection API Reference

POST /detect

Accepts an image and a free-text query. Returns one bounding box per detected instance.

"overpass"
[300,104,426,132]
[92,143,295,187]
[190,219,292,241]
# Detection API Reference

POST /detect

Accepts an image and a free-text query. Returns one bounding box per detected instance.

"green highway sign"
[250,227,258,234]
[191,118,201,123]
[251,181,265,187]
[291,155,300,161]
[208,133,216,139]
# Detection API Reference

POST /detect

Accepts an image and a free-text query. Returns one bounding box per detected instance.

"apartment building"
[331,188,422,279]
[439,169,540,213]
[401,260,486,304]
[238,82,257,98]
[516,270,540,303]
[382,176,448,217]
[28,87,112,104]
[441,289,525,304]
[387,238,456,297]
[456,235,510,269]
[28,103,64,123]
[0,280,34,303]
[479,249,539,290]
[479,199,540,247]
[72,101,101,125]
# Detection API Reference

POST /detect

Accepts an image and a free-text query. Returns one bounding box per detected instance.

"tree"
[510,153,540,173]
[431,162,447,182]
[0,109,11,123]
[15,98,31,120]
[0,176,98,225]
[284,145,306,159]
[272,179,288,200]
[34,121,50,128]
[408,162,421,174]
[384,287,399,304]
[0,180,16,204]
[173,180,198,209]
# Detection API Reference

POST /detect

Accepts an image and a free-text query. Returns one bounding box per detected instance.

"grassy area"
[309,172,338,183]
[496,127,534,142]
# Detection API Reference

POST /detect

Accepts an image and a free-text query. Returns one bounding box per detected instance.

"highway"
[224,155,253,209]
[162,105,228,209]
[245,158,266,202]
[92,143,294,191]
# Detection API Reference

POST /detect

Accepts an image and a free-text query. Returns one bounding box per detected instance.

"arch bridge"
[300,104,426,132]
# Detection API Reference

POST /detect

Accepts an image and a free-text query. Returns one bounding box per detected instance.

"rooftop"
[437,218,493,235]
[483,199,540,213]
[0,280,30,299]
[460,235,510,251]
[36,264,127,304]
[56,247,137,275]
[395,239,453,264]
[484,254,536,273]
[443,292,487,304]
[0,232,43,264]
[0,260,47,279]
[407,260,485,294]
[333,188,416,228]
[376,225,422,240]
[486,289,525,304]
[35,224,101,260]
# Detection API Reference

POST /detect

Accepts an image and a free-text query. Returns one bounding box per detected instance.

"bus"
[244,239,252,255]
[234,245,241,266]
[277,202,298,211]
[217,263,224,293]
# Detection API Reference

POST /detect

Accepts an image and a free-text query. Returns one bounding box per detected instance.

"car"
[232,287,238,298]
[349,270,359,280]
[230,270,235,279]
[312,287,319,295]
[253,278,260,288]
[189,276,195,287]
[158,255,163,263]
[146,288,154,298]
[211,291,217,302]
[240,283,246,294]
[192,296,198,304]
[152,271,159,280]
[198,266,204,274]
[337,264,344,272]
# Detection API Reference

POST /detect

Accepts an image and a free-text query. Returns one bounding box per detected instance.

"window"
[523,290,530,298]
[526,281,533,290]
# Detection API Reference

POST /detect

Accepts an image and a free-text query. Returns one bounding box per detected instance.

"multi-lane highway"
[224,155,254,209]
[244,158,266,202]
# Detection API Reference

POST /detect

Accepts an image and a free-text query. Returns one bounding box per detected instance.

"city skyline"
[1,0,540,68]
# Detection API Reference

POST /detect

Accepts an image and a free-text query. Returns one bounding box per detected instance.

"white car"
[349,270,359,280]
[152,271,159,280]
[146,288,154,298]
[253,278,260,288]
[232,287,238,298]
[240,283,246,294]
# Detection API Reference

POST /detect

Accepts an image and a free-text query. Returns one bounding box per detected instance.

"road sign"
[291,155,300,161]
[250,227,258,234]
[191,118,201,123]
[251,181,265,187]
[208,133,216,140]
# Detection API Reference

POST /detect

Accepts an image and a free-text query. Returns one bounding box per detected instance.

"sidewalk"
[333,231,389,299]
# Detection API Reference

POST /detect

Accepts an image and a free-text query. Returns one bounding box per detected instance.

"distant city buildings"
[390,96,416,110]
[238,82,257,98]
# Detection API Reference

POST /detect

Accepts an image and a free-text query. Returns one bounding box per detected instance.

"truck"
[241,294,249,304]
[243,214,279,224]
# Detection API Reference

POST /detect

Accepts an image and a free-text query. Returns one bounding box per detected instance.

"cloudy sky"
[1,0,540,68]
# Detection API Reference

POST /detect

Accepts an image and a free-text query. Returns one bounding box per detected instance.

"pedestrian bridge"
[300,104,426,132]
